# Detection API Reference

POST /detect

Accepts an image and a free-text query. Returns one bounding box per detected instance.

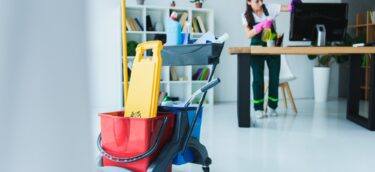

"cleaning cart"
[97,42,224,172]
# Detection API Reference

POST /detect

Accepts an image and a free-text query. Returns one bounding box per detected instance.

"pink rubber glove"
[253,20,273,34]
[288,0,302,12]
[263,20,273,29]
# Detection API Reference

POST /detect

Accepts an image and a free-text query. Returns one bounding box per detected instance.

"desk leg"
[347,55,361,121]
[237,54,251,128]
[369,54,375,130]
[347,54,375,131]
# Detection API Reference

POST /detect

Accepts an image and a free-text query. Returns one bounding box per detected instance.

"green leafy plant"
[308,54,349,67]
[127,41,138,56]
[308,33,365,67]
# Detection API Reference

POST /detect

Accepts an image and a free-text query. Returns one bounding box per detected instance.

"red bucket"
[98,111,175,172]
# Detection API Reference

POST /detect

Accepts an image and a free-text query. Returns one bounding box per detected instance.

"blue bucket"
[160,105,203,165]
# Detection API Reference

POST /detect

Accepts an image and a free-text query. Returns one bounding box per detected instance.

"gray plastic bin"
[161,43,224,66]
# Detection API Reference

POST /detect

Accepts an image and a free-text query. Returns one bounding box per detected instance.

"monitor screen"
[290,3,348,42]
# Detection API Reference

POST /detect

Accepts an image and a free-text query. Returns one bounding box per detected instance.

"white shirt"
[241,4,281,26]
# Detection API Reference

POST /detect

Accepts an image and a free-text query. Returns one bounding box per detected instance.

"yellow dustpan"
[125,41,163,118]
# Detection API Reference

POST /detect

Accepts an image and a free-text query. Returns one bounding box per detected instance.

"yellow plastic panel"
[125,41,163,118]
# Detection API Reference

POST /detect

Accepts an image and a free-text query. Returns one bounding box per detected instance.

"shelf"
[146,31,166,34]
[348,23,375,28]
[127,31,144,34]
[145,6,166,10]
[160,81,192,84]
[192,80,208,84]
[191,32,205,35]
[121,5,215,106]
[361,66,371,69]
[349,24,367,28]
[124,56,135,59]
[192,8,212,12]
[127,5,144,10]
[169,81,190,84]
[169,7,189,12]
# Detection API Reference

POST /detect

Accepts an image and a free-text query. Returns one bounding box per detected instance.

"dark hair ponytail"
[245,2,255,30]
[245,2,268,30]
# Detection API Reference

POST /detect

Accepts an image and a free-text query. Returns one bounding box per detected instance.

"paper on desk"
[193,31,229,44]
[193,31,216,44]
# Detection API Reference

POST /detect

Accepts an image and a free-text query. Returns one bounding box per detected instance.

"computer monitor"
[289,3,348,46]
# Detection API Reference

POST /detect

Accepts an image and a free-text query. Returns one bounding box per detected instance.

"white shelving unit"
[123,5,215,106]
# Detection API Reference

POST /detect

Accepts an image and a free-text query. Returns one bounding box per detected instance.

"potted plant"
[190,0,205,8]
[308,54,348,102]
[137,0,145,5]
[170,1,176,7]
[308,33,364,102]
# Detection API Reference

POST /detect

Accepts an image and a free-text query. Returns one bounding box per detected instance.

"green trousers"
[250,34,281,111]
[251,55,280,110]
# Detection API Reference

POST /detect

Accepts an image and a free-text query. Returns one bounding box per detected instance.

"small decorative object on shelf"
[170,1,176,7]
[190,0,205,8]
[137,0,145,5]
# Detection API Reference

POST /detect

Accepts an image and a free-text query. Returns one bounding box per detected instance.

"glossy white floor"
[173,99,375,172]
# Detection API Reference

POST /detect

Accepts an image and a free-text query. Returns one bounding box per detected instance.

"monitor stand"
[315,25,326,46]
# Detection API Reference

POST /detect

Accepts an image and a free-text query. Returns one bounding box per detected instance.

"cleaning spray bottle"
[165,11,182,45]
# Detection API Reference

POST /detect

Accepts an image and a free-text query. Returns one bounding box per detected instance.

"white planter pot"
[313,67,330,102]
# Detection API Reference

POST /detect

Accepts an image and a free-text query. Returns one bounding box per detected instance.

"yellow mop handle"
[121,0,128,107]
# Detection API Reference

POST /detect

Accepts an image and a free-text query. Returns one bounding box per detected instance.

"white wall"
[88,0,123,110]
[0,1,12,171]
[212,0,342,102]
[0,0,94,171]
[89,0,346,106]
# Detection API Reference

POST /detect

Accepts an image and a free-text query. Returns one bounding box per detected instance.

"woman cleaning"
[241,0,301,119]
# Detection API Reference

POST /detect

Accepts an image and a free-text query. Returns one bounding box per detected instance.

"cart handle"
[201,78,220,92]
[184,78,221,108]
[97,116,168,163]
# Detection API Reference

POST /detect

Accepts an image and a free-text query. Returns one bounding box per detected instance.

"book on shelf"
[146,15,154,31]
[203,67,210,80]
[158,91,168,105]
[193,17,202,33]
[193,67,210,80]
[195,16,206,33]
[132,18,141,31]
[127,17,139,31]
[199,67,208,80]
[127,17,135,31]
[126,18,133,31]
[179,12,188,29]
[134,18,144,31]
[192,18,198,33]
[170,66,178,81]
[191,19,195,32]
[182,21,189,33]
[371,11,375,24]
[193,68,203,80]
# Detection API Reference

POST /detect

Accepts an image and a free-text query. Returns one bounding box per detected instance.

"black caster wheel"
[205,157,212,165]
[202,166,209,172]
